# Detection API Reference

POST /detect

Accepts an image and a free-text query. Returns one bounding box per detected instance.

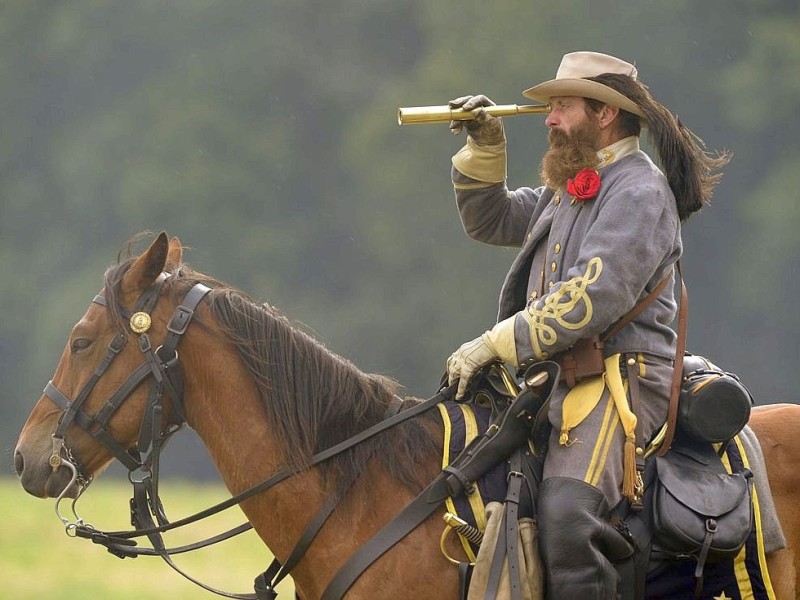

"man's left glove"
[448,95,505,146]
[447,316,521,400]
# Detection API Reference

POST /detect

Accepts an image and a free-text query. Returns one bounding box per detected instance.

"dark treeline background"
[3,1,799,479]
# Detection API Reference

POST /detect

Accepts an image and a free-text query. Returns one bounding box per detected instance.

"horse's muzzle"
[14,445,80,499]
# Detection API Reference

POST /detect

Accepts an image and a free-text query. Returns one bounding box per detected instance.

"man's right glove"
[447,334,500,400]
[448,95,505,146]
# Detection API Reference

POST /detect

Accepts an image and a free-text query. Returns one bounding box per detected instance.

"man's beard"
[539,119,602,190]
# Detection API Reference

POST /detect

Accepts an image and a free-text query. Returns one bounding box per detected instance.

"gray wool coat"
[453,150,682,366]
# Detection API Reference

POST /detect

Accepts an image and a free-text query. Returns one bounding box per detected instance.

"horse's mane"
[103,251,440,495]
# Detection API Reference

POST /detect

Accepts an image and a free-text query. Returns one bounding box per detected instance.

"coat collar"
[596,136,640,169]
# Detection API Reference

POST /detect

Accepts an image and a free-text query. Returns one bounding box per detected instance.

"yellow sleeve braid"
[519,257,603,358]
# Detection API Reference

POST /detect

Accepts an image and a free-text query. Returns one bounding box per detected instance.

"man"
[445,51,729,598]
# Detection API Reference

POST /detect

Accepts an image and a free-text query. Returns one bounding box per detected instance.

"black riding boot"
[537,477,633,600]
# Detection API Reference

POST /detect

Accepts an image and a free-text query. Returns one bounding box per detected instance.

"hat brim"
[523,78,646,120]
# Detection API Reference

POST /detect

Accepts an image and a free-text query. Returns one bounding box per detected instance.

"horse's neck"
[178,332,437,598]
[180,339,310,525]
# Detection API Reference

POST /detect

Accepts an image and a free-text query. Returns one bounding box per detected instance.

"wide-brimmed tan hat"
[523,51,646,119]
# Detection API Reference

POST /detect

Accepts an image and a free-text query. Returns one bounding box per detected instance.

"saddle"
[441,362,771,600]
[440,361,557,600]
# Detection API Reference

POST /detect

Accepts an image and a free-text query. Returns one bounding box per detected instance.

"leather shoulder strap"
[602,272,672,342]
[656,261,687,456]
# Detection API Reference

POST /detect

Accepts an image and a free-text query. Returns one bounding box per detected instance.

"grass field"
[0,477,295,599]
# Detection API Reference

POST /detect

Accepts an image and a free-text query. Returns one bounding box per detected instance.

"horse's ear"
[122,232,169,297]
[165,236,183,272]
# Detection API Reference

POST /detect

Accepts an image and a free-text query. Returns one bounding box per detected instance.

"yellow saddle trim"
[437,403,487,562]
[720,436,777,600]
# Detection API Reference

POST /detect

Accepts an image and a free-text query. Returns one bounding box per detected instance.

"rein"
[46,277,453,599]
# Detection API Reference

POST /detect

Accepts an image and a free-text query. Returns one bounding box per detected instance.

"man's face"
[539,97,602,189]
[545,96,602,149]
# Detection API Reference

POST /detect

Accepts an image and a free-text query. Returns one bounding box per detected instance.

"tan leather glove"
[448,315,522,399]
[447,333,501,400]
[448,95,505,146]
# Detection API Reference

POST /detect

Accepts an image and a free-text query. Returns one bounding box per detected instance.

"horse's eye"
[71,338,93,353]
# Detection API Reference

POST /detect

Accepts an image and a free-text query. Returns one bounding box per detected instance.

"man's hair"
[584,73,730,221]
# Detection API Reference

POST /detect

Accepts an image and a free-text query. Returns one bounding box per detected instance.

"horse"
[13,232,800,599]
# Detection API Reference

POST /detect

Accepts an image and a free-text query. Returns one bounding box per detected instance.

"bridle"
[46,275,208,526]
[44,274,453,599]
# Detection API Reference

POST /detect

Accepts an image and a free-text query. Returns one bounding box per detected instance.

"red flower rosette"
[566,168,601,201]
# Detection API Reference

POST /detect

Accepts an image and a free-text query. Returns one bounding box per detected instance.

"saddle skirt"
[738,424,786,554]
[437,400,509,561]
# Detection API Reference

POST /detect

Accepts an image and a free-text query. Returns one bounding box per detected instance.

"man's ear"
[598,104,620,129]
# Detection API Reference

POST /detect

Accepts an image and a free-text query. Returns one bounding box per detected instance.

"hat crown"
[522,50,646,120]
[555,51,638,81]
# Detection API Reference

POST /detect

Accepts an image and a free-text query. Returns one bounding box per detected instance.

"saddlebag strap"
[694,521,717,597]
[657,262,688,457]
[504,451,525,600]
[485,509,508,600]
[458,562,473,600]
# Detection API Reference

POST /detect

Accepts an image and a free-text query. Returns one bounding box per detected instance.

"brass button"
[548,281,554,289]
[527,232,532,240]
[627,357,636,366]
[635,447,644,456]
[553,195,561,206]
[550,262,557,272]
[554,243,561,254]
[530,291,538,299]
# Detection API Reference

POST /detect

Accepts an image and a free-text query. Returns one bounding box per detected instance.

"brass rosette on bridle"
[130,311,152,334]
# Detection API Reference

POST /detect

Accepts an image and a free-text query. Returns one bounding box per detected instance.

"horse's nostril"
[13,449,24,477]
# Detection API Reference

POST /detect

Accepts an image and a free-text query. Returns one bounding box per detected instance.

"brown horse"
[13,232,800,599]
